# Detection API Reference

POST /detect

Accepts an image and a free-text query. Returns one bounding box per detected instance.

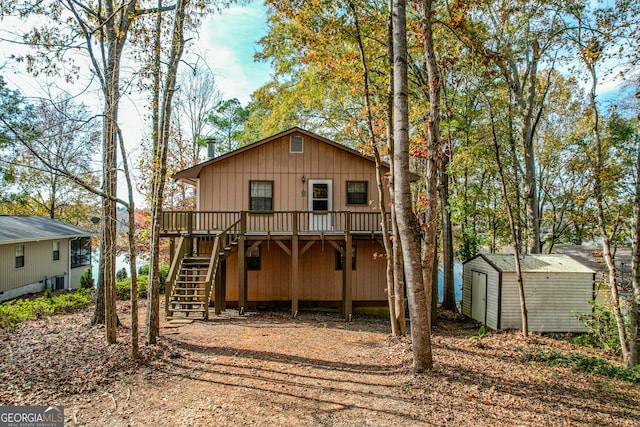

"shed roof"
[0,216,92,245]
[469,254,595,274]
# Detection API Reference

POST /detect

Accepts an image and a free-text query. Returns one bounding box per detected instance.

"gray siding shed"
[462,254,595,333]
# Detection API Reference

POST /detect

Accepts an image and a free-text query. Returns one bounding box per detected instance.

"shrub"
[44,289,52,299]
[0,290,92,329]
[523,349,640,384]
[79,268,94,290]
[116,267,128,282]
[136,264,168,294]
[574,301,628,355]
[115,275,148,300]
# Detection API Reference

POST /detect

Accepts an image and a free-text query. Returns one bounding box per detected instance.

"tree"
[209,98,249,154]
[4,96,100,224]
[175,65,222,165]
[393,0,433,372]
[147,0,189,344]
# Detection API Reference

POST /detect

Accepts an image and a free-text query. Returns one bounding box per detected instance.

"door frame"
[308,179,333,231]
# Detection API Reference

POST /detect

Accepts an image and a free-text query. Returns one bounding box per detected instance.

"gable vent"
[290,135,304,153]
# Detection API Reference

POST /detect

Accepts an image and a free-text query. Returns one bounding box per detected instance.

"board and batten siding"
[198,133,388,212]
[0,239,69,293]
[219,240,387,304]
[462,256,500,329]
[500,272,592,332]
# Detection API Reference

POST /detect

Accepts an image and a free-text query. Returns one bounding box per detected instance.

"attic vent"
[290,135,304,153]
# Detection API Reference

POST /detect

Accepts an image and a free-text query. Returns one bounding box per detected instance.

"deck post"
[343,214,353,321]
[292,212,299,317]
[214,258,226,315]
[238,211,247,314]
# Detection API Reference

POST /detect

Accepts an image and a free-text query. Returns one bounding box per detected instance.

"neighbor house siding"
[220,240,387,305]
[198,133,386,213]
[462,256,500,329]
[0,239,69,293]
[500,272,591,332]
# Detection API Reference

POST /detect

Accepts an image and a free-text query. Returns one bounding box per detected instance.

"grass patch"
[523,349,640,384]
[0,290,93,329]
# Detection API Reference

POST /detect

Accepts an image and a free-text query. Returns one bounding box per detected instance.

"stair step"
[170,301,205,306]
[168,308,207,313]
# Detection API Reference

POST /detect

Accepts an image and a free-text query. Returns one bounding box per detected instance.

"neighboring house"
[162,127,402,320]
[0,216,92,302]
[462,254,595,332]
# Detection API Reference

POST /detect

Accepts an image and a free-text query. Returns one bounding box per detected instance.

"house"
[162,127,400,320]
[0,216,92,302]
[462,254,595,332]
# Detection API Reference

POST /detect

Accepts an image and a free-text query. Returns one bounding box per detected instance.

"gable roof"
[465,253,595,274]
[173,127,415,182]
[0,216,92,245]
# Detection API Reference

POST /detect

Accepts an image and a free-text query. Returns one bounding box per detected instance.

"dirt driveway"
[2,303,639,426]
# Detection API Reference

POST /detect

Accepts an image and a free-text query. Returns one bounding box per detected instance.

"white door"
[308,179,332,231]
[471,271,487,324]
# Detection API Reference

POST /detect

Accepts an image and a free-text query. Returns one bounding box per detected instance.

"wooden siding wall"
[219,240,387,304]
[198,133,389,212]
[0,239,69,292]
[500,272,591,332]
[462,257,500,329]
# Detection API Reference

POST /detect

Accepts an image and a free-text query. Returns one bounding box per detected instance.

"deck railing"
[160,210,390,236]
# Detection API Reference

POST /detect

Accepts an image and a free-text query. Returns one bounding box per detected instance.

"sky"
[1,1,271,207]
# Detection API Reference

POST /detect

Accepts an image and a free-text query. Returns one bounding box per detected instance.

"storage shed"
[462,254,595,332]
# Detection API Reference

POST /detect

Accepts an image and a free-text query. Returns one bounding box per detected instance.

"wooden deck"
[160,210,390,239]
[161,211,390,321]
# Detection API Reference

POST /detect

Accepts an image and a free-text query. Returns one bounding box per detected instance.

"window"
[15,245,24,268]
[250,181,273,211]
[346,181,368,205]
[71,237,91,268]
[290,135,303,153]
[335,245,356,270]
[53,241,60,261]
[247,245,261,270]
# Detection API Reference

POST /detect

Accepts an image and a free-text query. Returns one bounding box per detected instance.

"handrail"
[160,210,391,235]
[165,236,187,317]
[203,218,242,319]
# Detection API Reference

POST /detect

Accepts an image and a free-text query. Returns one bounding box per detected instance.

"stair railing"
[203,218,242,319]
[165,236,187,317]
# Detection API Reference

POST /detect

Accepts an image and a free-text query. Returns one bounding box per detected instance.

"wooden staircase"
[165,219,242,321]
[167,256,210,320]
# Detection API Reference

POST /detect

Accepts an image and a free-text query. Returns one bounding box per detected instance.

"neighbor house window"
[335,245,356,270]
[346,181,368,205]
[247,245,261,270]
[15,245,24,268]
[71,237,91,268]
[52,241,60,261]
[290,135,304,153]
[250,181,273,211]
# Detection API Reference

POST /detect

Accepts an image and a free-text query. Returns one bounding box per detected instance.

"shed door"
[471,271,487,323]
[308,179,332,231]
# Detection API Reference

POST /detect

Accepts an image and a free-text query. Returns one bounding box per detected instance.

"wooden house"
[162,127,398,320]
[462,254,595,332]
[0,216,92,302]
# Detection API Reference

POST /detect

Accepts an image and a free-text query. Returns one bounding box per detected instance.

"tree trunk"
[489,104,528,337]
[91,243,105,325]
[148,0,188,344]
[421,0,441,326]
[387,0,406,335]
[588,66,629,363]
[393,0,432,372]
[629,130,640,367]
[347,0,399,335]
[147,0,164,346]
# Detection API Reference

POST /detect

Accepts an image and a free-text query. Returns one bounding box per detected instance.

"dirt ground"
[1,301,639,426]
